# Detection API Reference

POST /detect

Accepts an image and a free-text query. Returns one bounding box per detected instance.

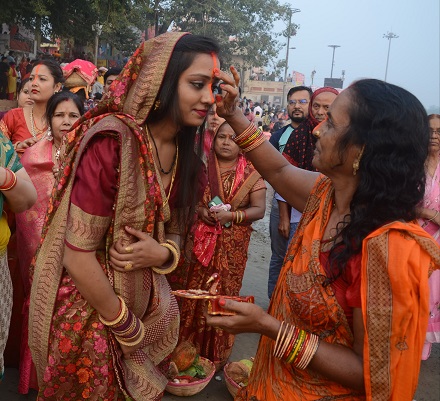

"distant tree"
[3,0,299,74]
[152,0,295,69]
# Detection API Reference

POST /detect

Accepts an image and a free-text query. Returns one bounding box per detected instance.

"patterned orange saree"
[237,175,440,401]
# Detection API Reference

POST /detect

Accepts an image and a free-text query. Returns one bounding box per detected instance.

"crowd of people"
[0,31,438,401]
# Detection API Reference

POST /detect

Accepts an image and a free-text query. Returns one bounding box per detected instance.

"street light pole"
[283,7,300,107]
[328,45,340,78]
[383,32,398,82]
[92,20,103,66]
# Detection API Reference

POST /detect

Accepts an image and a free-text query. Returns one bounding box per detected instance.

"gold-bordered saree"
[236,175,440,401]
[29,32,188,400]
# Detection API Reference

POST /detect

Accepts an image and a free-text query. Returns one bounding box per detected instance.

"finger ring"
[125,246,133,253]
[124,262,133,270]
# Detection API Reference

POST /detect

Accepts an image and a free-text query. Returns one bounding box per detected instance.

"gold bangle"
[99,296,127,327]
[115,323,145,347]
[165,239,179,252]
[113,312,138,336]
[279,324,295,361]
[152,241,180,275]
[273,321,285,357]
[296,334,319,370]
[428,210,439,222]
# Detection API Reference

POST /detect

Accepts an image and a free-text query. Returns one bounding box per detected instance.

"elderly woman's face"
[429,117,440,154]
[214,124,240,161]
[50,98,82,143]
[312,89,360,176]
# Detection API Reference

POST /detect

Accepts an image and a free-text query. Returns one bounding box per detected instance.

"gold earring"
[314,130,320,138]
[353,145,365,176]
[154,100,161,110]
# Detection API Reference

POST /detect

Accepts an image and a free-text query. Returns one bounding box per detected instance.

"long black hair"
[147,34,221,235]
[328,79,429,281]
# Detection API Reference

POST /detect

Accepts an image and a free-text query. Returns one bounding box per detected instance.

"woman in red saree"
[172,122,266,370]
[0,59,64,152]
[206,76,440,400]
[15,91,84,394]
[29,32,219,400]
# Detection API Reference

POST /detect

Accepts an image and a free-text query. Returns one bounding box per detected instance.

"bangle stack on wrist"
[0,168,17,191]
[232,123,266,153]
[273,321,319,370]
[99,295,145,347]
[233,210,246,224]
[152,239,180,274]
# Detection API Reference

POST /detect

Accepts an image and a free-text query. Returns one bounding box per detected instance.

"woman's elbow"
[256,207,266,220]
[8,186,37,212]
[24,186,38,209]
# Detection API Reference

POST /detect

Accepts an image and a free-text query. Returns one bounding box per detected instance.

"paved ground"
[1,189,439,400]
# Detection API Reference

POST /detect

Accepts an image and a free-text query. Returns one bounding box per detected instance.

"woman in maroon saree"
[171,122,266,370]
[29,32,218,400]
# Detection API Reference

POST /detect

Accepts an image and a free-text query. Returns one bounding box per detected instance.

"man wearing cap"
[91,67,108,98]
[97,66,108,85]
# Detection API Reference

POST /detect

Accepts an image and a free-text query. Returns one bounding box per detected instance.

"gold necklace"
[166,147,178,201]
[30,107,48,138]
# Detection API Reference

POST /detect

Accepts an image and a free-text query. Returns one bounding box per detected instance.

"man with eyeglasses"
[267,85,313,299]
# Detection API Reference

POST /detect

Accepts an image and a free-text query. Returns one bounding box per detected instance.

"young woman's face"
[177,53,219,127]
[29,64,62,103]
[50,98,81,143]
[206,103,225,133]
[214,124,240,162]
[17,81,34,108]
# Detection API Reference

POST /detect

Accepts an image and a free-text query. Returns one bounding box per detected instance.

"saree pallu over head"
[237,176,440,401]
[29,32,188,400]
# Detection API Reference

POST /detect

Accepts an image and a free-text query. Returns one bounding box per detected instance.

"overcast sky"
[274,0,439,110]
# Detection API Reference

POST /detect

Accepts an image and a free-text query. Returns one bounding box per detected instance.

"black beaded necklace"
[149,130,178,175]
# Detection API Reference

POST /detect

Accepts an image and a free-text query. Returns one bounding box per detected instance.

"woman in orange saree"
[206,76,440,400]
[29,32,219,400]
[172,122,266,370]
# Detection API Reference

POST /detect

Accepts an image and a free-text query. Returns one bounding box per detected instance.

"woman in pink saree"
[15,91,84,393]
[418,113,440,359]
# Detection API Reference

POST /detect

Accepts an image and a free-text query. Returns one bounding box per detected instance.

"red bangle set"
[232,122,266,153]
[273,321,320,370]
[0,168,17,191]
